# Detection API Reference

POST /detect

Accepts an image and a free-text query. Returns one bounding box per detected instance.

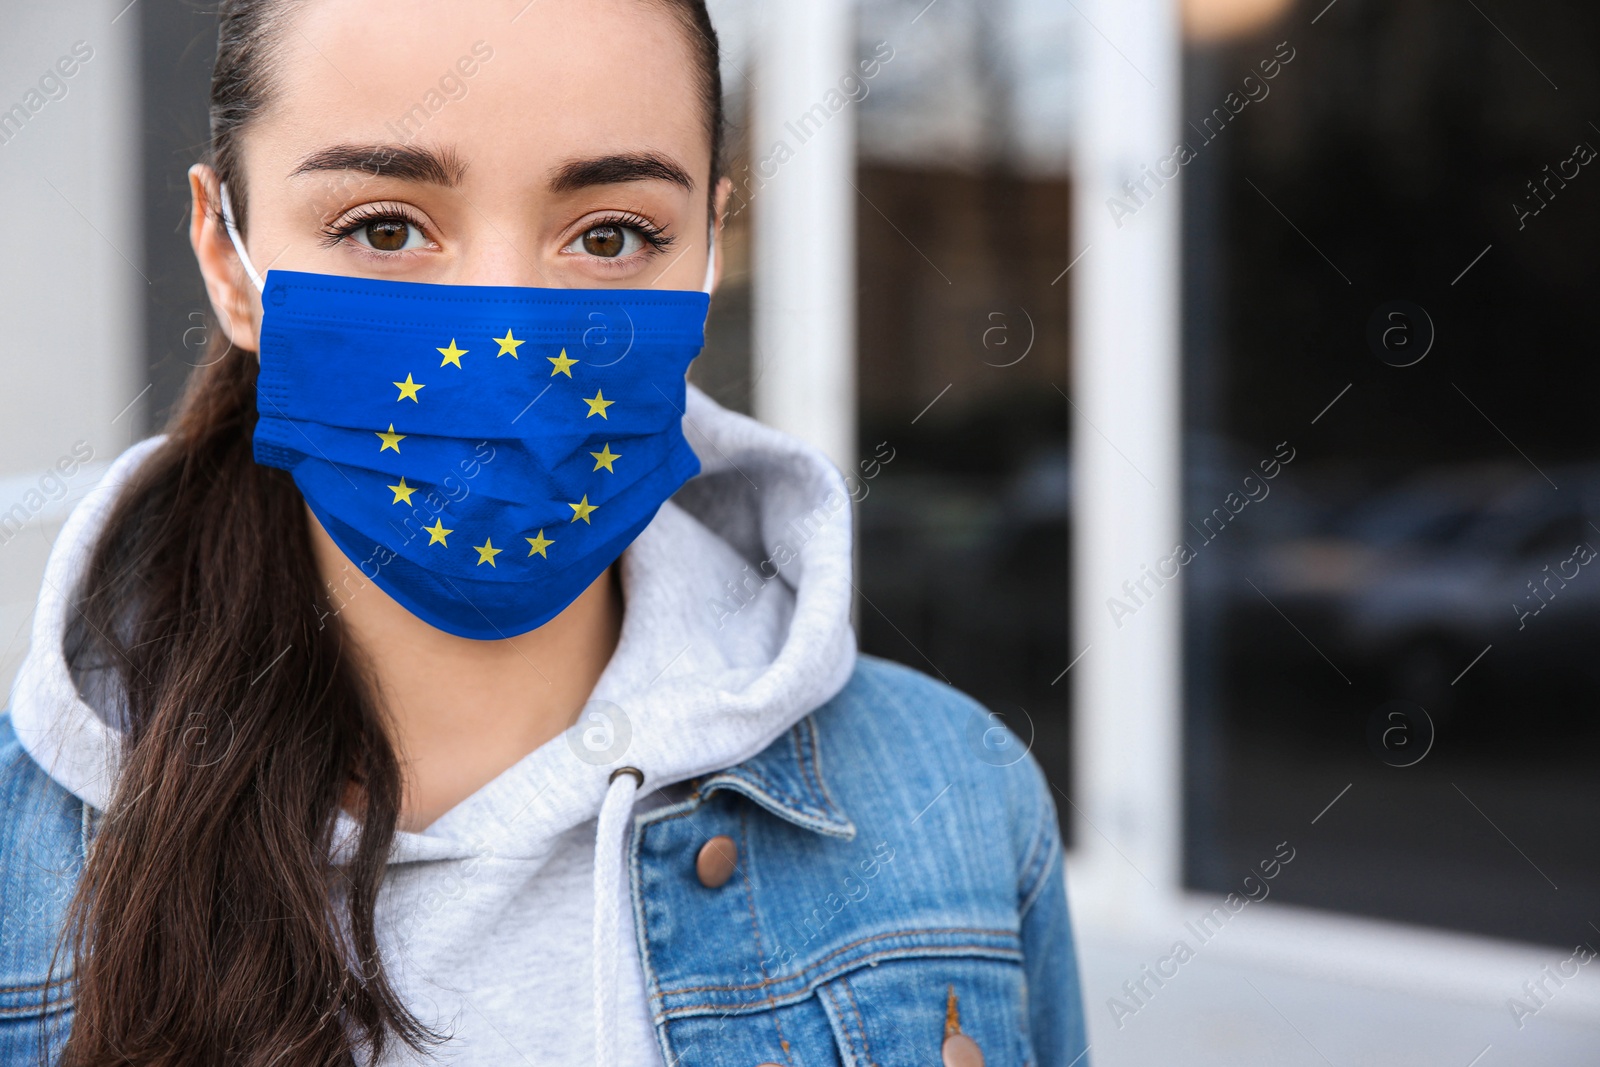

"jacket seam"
[631,791,730,953]
[817,985,843,1050]
[628,798,672,1067]
[735,804,794,1066]
[0,979,72,994]
[703,762,829,823]
[1020,860,1056,923]
[1014,780,1050,894]
[0,1001,73,1021]
[640,799,706,832]
[1018,804,1060,920]
[0,977,73,1019]
[708,763,815,813]
[800,716,849,829]
[841,976,875,1065]
[819,984,862,1065]
[634,792,707,1067]
[659,926,1019,996]
[654,943,1025,1020]
[637,787,841,846]
[787,725,818,815]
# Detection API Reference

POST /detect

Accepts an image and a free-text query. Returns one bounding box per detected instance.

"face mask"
[219,182,714,640]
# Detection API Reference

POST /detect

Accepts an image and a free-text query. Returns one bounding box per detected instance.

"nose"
[459,239,559,289]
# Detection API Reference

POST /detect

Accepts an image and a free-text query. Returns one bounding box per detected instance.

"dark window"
[854,0,1076,838]
[1182,0,1600,946]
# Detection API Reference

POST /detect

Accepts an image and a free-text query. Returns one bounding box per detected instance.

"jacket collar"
[695,714,855,839]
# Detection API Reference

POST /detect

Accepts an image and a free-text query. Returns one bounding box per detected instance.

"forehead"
[250,0,708,185]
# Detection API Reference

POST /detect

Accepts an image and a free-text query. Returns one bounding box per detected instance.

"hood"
[8,381,857,1067]
[10,380,857,843]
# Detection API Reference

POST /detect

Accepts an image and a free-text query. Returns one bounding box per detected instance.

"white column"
[750,0,857,476]
[1068,0,1184,920]
[0,1,142,697]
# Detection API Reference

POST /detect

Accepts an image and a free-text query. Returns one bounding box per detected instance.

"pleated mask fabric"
[249,266,709,639]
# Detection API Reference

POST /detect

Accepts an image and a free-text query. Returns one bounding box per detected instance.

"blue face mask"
[219,183,714,640]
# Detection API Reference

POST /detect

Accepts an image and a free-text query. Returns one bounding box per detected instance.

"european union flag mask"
[219,184,711,640]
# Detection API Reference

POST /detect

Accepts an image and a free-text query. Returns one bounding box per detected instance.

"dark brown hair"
[49,2,724,1063]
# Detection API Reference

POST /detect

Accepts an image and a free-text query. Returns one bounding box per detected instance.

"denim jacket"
[0,654,1090,1065]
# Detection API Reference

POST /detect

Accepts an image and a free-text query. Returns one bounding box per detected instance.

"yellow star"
[568,495,598,524]
[525,530,554,558]
[437,339,467,367]
[474,537,502,567]
[376,423,405,453]
[424,518,452,546]
[393,373,425,402]
[548,348,578,377]
[583,389,613,419]
[387,476,417,505]
[589,444,620,472]
[493,329,524,359]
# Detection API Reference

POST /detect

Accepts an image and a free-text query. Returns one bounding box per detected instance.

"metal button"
[695,835,738,888]
[943,1032,984,1067]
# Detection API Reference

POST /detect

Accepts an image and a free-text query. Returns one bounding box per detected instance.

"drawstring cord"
[594,766,643,1067]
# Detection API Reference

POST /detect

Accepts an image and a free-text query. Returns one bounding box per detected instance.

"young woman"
[0,1,1089,1064]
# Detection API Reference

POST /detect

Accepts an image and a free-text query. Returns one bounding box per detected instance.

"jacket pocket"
[0,1005,73,1065]
[655,953,1035,1067]
[815,954,1035,1067]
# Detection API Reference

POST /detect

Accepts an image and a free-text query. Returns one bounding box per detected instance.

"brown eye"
[344,213,426,253]
[364,219,412,252]
[564,219,656,261]
[582,225,626,258]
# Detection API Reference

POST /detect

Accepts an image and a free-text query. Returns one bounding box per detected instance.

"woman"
[0,0,1089,1063]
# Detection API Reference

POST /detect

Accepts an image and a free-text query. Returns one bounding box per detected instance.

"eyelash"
[580,211,676,253]
[319,202,430,249]
[318,205,677,256]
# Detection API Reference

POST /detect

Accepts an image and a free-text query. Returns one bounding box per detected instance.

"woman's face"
[192,0,725,351]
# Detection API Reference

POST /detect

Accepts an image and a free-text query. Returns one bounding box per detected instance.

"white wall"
[750,0,858,477]
[1068,0,1185,918]
[0,1,141,700]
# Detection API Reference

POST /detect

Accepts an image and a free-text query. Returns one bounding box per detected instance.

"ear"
[709,176,733,295]
[188,163,262,354]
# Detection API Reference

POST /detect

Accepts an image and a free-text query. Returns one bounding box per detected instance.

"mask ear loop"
[700,223,718,295]
[217,181,266,294]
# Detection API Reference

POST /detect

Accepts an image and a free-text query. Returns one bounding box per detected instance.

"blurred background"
[3,0,1599,1062]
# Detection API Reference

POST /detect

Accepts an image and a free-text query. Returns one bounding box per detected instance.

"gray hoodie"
[7,382,858,1066]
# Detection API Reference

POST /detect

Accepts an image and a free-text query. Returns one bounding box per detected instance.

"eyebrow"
[548,153,695,194]
[289,143,468,186]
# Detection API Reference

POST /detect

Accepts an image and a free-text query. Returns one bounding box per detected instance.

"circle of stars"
[377,330,621,567]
